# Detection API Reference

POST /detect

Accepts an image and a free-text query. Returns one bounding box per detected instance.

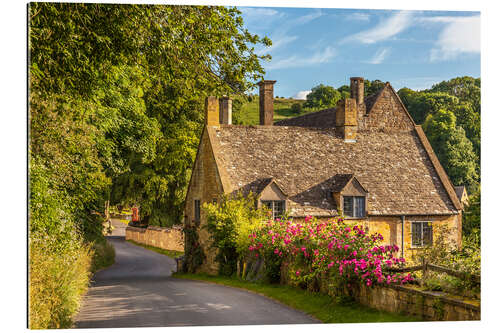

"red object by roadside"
[132,207,139,222]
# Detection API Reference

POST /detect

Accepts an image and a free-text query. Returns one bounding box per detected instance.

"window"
[194,199,201,222]
[343,196,365,218]
[261,200,285,220]
[411,222,433,247]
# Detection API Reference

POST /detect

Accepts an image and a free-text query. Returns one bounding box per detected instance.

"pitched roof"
[454,185,466,199]
[212,125,459,216]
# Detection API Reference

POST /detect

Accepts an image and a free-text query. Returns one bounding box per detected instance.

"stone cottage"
[184,77,463,274]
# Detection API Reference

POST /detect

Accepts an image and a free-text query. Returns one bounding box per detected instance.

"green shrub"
[90,239,116,273]
[204,193,267,276]
[29,234,93,329]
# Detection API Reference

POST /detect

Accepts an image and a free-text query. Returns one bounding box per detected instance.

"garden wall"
[125,225,184,252]
[280,264,480,321]
[350,283,479,321]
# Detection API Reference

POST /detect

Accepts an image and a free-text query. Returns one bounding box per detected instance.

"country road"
[74,219,320,328]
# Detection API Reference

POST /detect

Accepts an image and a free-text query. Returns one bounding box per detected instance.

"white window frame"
[261,200,285,220]
[411,221,433,248]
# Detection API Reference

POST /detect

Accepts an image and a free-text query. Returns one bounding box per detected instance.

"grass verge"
[126,239,184,258]
[90,239,116,273]
[172,273,420,324]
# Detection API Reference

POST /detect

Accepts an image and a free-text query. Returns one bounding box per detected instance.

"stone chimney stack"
[205,96,219,127]
[258,80,277,126]
[350,77,364,105]
[219,96,232,125]
[336,98,358,142]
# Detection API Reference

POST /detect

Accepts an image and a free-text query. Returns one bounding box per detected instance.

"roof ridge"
[414,125,462,211]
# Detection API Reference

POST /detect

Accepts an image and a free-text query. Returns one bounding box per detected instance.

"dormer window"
[261,200,285,220]
[257,178,287,220]
[343,196,365,218]
[330,174,368,219]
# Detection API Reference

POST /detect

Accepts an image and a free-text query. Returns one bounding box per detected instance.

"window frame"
[342,195,366,218]
[411,221,433,248]
[261,200,286,220]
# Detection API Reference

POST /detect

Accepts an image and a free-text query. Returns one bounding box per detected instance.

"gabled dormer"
[330,174,368,218]
[256,178,288,220]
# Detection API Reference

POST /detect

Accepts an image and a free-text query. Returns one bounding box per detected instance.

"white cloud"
[256,35,298,56]
[368,47,390,64]
[427,16,480,62]
[239,7,283,18]
[257,9,323,56]
[343,11,413,44]
[345,12,370,22]
[293,90,312,100]
[266,46,336,70]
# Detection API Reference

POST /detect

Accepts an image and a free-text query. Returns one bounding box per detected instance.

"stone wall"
[125,225,184,252]
[351,283,480,321]
[281,263,479,321]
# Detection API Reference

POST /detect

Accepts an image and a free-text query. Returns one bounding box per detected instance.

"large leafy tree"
[29,3,271,232]
[422,109,479,189]
[305,84,341,109]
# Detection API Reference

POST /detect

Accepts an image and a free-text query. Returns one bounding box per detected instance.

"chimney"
[336,98,358,142]
[350,77,364,105]
[258,80,277,126]
[219,96,232,125]
[205,96,219,127]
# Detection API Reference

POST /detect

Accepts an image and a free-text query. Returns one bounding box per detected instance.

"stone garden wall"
[125,225,184,252]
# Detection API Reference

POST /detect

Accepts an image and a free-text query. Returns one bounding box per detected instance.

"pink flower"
[296,270,301,276]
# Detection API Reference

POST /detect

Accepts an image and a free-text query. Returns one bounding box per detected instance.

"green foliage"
[182,225,206,273]
[364,79,386,97]
[463,189,481,239]
[204,193,267,276]
[29,235,93,329]
[305,84,341,109]
[423,110,479,188]
[410,224,480,298]
[291,102,303,114]
[397,76,480,192]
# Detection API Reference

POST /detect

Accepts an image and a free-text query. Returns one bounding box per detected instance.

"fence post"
[421,257,428,285]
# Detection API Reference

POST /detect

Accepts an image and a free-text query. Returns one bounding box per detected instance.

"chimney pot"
[350,77,364,105]
[258,80,277,126]
[219,96,232,125]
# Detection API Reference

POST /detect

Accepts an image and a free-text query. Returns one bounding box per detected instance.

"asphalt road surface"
[74,219,319,328]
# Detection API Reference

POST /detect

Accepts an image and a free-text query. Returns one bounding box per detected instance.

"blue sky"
[239,7,480,99]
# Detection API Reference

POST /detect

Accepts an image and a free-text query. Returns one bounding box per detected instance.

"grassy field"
[173,273,420,324]
[234,98,318,125]
[126,239,184,258]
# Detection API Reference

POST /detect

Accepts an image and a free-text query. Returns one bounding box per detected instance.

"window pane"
[194,200,200,222]
[354,196,365,217]
[274,201,285,219]
[262,201,272,210]
[344,196,353,217]
[412,222,422,247]
[423,223,433,246]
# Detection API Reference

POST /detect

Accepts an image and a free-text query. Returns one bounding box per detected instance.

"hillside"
[233,98,318,125]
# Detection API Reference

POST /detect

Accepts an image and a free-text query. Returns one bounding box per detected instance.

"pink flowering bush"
[247,216,413,292]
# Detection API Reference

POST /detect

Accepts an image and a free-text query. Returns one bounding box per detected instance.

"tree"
[364,79,385,96]
[422,110,479,188]
[291,102,303,114]
[30,3,271,229]
[304,84,341,109]
[337,85,350,99]
[429,76,481,113]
